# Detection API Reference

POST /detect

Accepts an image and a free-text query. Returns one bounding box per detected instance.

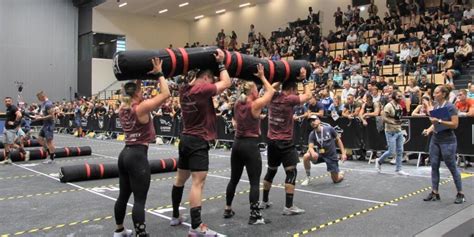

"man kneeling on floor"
[302,115,346,185]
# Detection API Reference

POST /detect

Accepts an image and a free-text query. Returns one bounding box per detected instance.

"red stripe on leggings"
[235,52,243,77]
[85,163,91,178]
[267,59,275,83]
[281,60,290,81]
[165,48,177,77]
[178,48,189,74]
[99,164,104,178]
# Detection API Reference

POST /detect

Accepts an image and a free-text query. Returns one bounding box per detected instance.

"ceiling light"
[359,6,366,11]
[216,9,226,14]
[159,9,168,14]
[110,39,117,42]
[99,42,105,45]
[239,3,251,8]
[119,2,127,7]
[194,15,204,19]
[179,2,189,7]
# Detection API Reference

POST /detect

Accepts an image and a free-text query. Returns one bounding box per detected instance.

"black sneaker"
[454,193,465,204]
[223,209,235,218]
[248,210,270,225]
[423,192,440,201]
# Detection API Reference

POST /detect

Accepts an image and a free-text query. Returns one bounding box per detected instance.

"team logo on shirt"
[401,119,410,144]
[98,117,104,129]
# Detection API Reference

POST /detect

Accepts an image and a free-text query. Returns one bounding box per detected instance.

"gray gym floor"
[0,133,472,237]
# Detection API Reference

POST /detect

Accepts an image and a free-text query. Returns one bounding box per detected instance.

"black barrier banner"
[154,115,174,137]
[39,114,474,155]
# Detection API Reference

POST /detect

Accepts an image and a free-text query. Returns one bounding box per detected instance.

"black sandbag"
[0,146,92,162]
[113,47,311,82]
[59,158,177,183]
[113,47,219,80]
[0,139,41,149]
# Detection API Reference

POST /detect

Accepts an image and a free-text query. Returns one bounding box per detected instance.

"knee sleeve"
[285,168,297,185]
[264,168,277,183]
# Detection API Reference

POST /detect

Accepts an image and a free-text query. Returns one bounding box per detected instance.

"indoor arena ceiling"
[95,0,271,21]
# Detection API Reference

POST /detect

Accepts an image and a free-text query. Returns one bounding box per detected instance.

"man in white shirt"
[341,80,356,103]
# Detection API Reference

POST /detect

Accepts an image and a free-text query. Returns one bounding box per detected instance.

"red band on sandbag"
[282,60,290,81]
[65,147,70,157]
[165,48,177,77]
[267,60,275,83]
[225,50,232,69]
[39,148,45,159]
[76,147,81,156]
[19,151,24,161]
[235,52,243,77]
[99,164,104,178]
[178,48,189,74]
[160,159,166,169]
[172,158,177,170]
[85,163,91,178]
[27,140,31,146]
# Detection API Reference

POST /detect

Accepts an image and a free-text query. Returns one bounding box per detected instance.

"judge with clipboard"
[422,85,465,204]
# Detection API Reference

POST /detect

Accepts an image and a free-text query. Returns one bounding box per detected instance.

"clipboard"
[429,107,450,132]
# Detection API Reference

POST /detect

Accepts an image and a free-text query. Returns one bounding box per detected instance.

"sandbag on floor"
[59,158,177,182]
[0,146,92,162]
[0,139,41,149]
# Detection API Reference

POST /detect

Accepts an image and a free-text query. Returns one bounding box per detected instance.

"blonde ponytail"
[238,81,256,103]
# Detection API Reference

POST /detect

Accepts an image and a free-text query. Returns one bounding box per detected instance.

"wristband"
[154,71,164,78]
[218,63,226,72]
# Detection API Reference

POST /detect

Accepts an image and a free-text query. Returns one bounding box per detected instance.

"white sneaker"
[301,177,310,186]
[42,158,54,164]
[282,206,305,216]
[396,170,409,176]
[390,159,396,165]
[375,158,381,173]
[113,228,132,237]
[170,215,187,226]
[258,201,272,209]
[0,159,12,165]
[188,223,221,237]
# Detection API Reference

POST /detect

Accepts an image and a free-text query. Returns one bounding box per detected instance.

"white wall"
[91,58,120,95]
[93,9,190,50]
[189,0,388,45]
[92,9,191,95]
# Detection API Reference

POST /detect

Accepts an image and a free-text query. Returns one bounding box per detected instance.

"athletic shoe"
[396,170,409,176]
[0,159,12,165]
[454,193,465,204]
[390,158,396,165]
[423,192,440,201]
[223,209,235,219]
[113,228,133,237]
[170,215,187,226]
[188,223,220,237]
[42,158,54,164]
[248,215,271,225]
[375,158,381,173]
[258,201,272,210]
[301,177,310,186]
[282,206,305,216]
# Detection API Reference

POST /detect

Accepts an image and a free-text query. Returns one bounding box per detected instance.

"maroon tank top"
[119,103,156,145]
[234,101,260,138]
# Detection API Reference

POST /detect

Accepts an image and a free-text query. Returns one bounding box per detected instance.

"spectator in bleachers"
[319,89,333,115]
[341,80,356,102]
[367,39,379,56]
[405,78,422,112]
[358,38,369,56]
[410,41,421,63]
[342,94,361,120]
[413,64,428,82]
[332,69,343,88]
[412,95,432,116]
[354,83,367,102]
[400,43,411,74]
[328,95,344,117]
[248,24,255,43]
[360,94,381,126]
[334,7,343,28]
[346,30,358,49]
[455,39,472,65]
[455,89,474,117]
[368,0,378,18]
[306,95,324,118]
[468,84,474,99]
[376,76,388,91]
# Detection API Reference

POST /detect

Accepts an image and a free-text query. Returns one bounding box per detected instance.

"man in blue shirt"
[301,115,347,185]
[33,91,56,164]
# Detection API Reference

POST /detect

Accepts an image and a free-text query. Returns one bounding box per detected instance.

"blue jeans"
[378,131,404,172]
[429,141,462,193]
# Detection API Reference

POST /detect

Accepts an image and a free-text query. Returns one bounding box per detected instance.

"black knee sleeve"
[285,168,297,185]
[264,168,277,183]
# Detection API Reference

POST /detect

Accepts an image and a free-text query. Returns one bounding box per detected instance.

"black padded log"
[0,139,41,149]
[113,47,311,83]
[0,146,92,162]
[59,158,178,182]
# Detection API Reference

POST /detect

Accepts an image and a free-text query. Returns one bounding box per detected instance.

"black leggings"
[226,137,262,207]
[114,145,150,231]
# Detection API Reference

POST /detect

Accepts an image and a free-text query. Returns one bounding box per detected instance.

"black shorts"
[267,140,299,168]
[178,134,210,172]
